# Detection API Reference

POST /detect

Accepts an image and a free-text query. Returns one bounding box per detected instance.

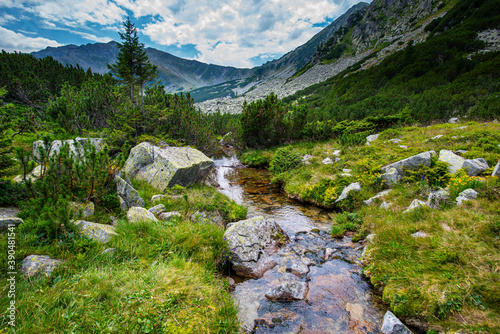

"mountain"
[31,41,251,93]
[30,2,369,101]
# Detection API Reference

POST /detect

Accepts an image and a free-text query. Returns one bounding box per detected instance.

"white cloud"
[0,26,62,52]
[0,13,17,25]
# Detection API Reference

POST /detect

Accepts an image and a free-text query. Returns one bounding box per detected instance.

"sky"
[0,0,370,68]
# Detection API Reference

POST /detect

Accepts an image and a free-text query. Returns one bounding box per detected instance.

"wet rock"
[265,280,308,301]
[404,199,429,213]
[427,189,450,209]
[123,142,213,191]
[456,189,478,205]
[254,309,301,329]
[74,220,117,243]
[0,217,23,230]
[224,216,287,278]
[381,311,412,334]
[116,175,145,210]
[324,247,335,260]
[286,260,309,277]
[158,211,182,221]
[148,204,166,217]
[381,168,402,187]
[20,255,63,277]
[364,189,392,206]
[381,151,435,175]
[69,201,94,218]
[492,160,500,177]
[127,206,158,223]
[336,182,361,203]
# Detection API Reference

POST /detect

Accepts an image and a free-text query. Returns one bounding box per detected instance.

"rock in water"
[123,142,213,191]
[265,280,308,301]
[224,216,288,278]
[381,311,412,334]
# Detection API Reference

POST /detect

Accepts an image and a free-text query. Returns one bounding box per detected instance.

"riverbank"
[240,121,500,333]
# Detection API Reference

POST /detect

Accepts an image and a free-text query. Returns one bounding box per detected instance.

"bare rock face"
[224,216,288,278]
[123,142,213,192]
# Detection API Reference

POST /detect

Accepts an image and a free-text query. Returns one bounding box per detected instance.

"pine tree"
[0,89,15,177]
[135,47,158,118]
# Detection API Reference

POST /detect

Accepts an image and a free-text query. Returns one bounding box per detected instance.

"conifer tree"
[0,89,14,177]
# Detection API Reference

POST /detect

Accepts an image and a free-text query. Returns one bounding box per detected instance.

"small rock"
[342,168,352,173]
[455,150,467,155]
[116,175,145,210]
[322,157,333,165]
[427,189,450,209]
[74,220,117,243]
[411,231,429,238]
[102,248,117,255]
[441,223,452,231]
[286,261,309,277]
[151,194,183,203]
[380,201,393,209]
[430,135,444,140]
[265,280,307,301]
[69,201,94,218]
[148,204,166,217]
[20,255,63,277]
[335,182,361,203]
[381,311,412,334]
[364,189,392,206]
[389,138,403,144]
[302,154,315,165]
[365,234,376,243]
[399,145,408,149]
[456,188,478,205]
[448,117,459,124]
[335,157,341,163]
[404,199,429,212]
[455,126,468,130]
[158,211,182,221]
[332,150,341,156]
[324,247,335,260]
[380,168,402,187]
[127,206,158,223]
[227,277,236,291]
[366,134,379,144]
[493,160,500,177]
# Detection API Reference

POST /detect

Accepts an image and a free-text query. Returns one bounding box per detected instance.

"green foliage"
[240,93,287,147]
[0,89,15,177]
[269,146,302,175]
[240,150,273,168]
[330,212,363,237]
[0,180,29,206]
[403,160,451,188]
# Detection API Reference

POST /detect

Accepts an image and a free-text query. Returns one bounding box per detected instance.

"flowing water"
[211,153,386,334]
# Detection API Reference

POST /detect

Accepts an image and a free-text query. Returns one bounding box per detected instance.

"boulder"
[33,137,104,161]
[404,199,429,213]
[265,280,308,301]
[158,211,182,221]
[439,150,489,176]
[127,206,158,223]
[463,158,489,176]
[427,189,450,209]
[74,220,117,243]
[70,201,94,218]
[381,168,402,187]
[381,151,435,175]
[0,217,23,230]
[381,311,412,334]
[363,189,392,206]
[493,160,500,177]
[335,182,361,203]
[20,255,63,277]
[116,175,145,210]
[148,204,166,217]
[224,216,287,278]
[123,142,214,191]
[456,189,478,205]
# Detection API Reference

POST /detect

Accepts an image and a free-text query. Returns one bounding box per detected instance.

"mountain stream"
[211,154,386,333]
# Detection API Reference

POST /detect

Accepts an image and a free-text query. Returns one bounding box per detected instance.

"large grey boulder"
[33,137,104,161]
[381,151,436,175]
[381,311,412,334]
[127,206,158,223]
[74,220,117,243]
[116,175,145,210]
[224,216,287,278]
[493,160,500,177]
[335,182,361,203]
[438,150,489,176]
[20,255,63,277]
[123,142,213,192]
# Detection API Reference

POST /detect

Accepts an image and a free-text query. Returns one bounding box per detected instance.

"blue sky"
[0,0,369,68]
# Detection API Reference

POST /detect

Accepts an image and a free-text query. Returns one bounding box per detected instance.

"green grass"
[0,181,243,333]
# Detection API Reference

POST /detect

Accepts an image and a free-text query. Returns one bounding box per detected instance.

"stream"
[211,154,386,333]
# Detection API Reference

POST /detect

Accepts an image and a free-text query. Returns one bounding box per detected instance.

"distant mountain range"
[31,2,368,102]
